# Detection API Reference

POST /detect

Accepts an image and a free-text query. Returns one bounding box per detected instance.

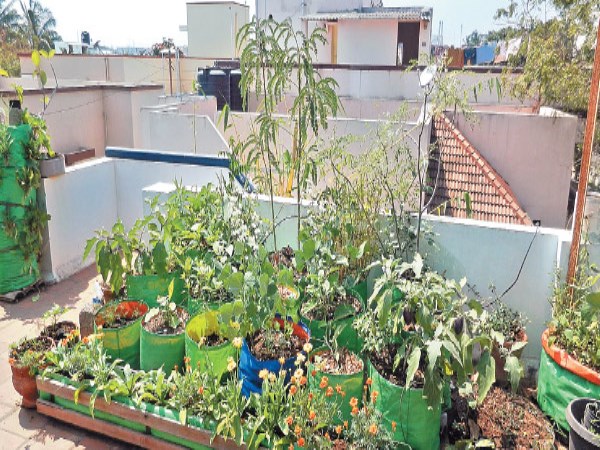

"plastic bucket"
[94,300,148,369]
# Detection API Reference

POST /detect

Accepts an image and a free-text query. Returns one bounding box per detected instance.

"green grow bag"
[125,273,185,308]
[140,311,187,372]
[0,204,26,251]
[94,300,148,369]
[0,167,36,206]
[0,248,38,293]
[368,359,441,450]
[537,349,600,430]
[301,288,364,353]
[2,125,31,168]
[308,356,364,424]
[185,308,237,380]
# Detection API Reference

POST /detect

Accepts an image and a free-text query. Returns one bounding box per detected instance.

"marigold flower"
[351,406,359,415]
[232,337,243,349]
[288,445,294,450]
[326,386,334,397]
[286,415,293,426]
[297,437,305,447]
[343,420,348,429]
[226,356,236,372]
[299,376,307,386]
[279,356,286,365]
[303,342,313,353]
[198,386,204,395]
[371,390,379,403]
[290,376,297,385]
[311,369,317,377]
[294,425,302,436]
[259,369,269,380]
[290,385,298,395]
[184,356,191,365]
[82,336,89,345]
[349,397,358,408]
[325,432,331,441]
[308,393,313,400]
[368,424,378,435]
[309,410,316,421]
[335,384,343,394]
[335,425,342,435]
[366,377,372,386]
[391,421,397,431]
[319,376,329,389]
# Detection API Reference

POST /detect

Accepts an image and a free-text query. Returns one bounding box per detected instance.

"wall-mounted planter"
[40,154,65,178]
[537,329,600,430]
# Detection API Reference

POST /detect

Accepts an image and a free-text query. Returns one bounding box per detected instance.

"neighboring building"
[186,1,249,58]
[256,1,432,66]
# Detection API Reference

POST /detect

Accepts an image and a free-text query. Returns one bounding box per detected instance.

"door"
[397,22,420,65]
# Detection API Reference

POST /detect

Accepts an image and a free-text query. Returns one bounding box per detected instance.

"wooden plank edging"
[36,377,247,450]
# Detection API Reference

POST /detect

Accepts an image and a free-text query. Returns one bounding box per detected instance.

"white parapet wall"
[42,153,571,369]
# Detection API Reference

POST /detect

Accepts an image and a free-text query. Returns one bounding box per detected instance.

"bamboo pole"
[567,19,600,284]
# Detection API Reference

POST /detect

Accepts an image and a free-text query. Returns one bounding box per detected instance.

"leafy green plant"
[355,255,495,408]
[0,123,13,164]
[145,282,183,331]
[9,336,52,375]
[41,303,68,329]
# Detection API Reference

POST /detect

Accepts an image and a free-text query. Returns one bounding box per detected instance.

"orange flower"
[184,356,191,364]
[288,445,294,450]
[368,424,378,435]
[366,377,372,386]
[319,376,329,389]
[308,393,313,401]
[309,410,316,421]
[335,425,342,435]
[198,386,204,395]
[297,437,305,447]
[391,421,397,432]
[325,432,331,441]
[349,397,358,408]
[286,416,293,426]
[294,425,302,436]
[326,386,334,397]
[351,406,359,416]
[311,369,317,377]
[300,376,307,386]
[290,385,298,395]
[335,384,343,394]
[371,390,379,403]
[82,336,89,344]
[343,420,348,429]
[290,376,297,385]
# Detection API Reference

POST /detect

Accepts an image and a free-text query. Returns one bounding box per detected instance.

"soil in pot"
[317,348,363,375]
[95,301,147,329]
[475,386,555,448]
[41,320,78,342]
[247,327,304,361]
[369,344,425,389]
[143,308,189,335]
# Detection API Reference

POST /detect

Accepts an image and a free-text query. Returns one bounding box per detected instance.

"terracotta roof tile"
[426,114,532,226]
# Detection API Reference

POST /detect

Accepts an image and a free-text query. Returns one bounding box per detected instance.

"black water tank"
[81,31,90,45]
[229,69,245,112]
[197,68,230,110]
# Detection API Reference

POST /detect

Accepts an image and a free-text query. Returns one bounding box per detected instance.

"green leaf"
[168,279,174,301]
[152,241,168,275]
[31,50,40,67]
[505,355,524,393]
[179,408,187,425]
[476,350,495,404]
[585,292,600,309]
[0,69,8,77]
[427,339,442,369]
[405,347,421,388]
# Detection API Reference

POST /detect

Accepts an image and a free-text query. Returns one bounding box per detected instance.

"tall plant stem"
[415,91,429,253]
[261,59,278,252]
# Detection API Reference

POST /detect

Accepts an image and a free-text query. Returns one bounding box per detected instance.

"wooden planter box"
[36,376,247,450]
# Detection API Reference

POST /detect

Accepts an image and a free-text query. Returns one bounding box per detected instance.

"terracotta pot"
[492,331,528,384]
[9,361,37,408]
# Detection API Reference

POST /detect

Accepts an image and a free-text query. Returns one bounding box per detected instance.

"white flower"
[303,343,313,353]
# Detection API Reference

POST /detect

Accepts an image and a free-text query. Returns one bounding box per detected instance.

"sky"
[41,0,539,49]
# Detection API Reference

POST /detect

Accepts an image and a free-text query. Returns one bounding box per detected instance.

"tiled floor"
[0,266,133,449]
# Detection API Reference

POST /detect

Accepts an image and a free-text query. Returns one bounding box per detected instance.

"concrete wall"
[40,157,227,282]
[337,19,398,66]
[453,109,577,229]
[187,2,249,58]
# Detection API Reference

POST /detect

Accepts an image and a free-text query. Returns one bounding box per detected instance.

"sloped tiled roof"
[426,114,532,225]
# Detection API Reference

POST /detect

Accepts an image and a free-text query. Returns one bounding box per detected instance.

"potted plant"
[538,260,600,430]
[185,299,245,380]
[567,398,600,449]
[140,282,189,372]
[40,303,77,342]
[482,301,528,391]
[9,335,53,408]
[354,256,495,450]
[94,299,148,369]
[308,324,364,424]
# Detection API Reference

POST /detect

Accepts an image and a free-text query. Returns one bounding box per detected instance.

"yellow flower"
[278,356,286,365]
[227,356,237,372]
[294,368,304,379]
[259,369,269,380]
[230,321,240,330]
[303,342,313,353]
[232,337,243,349]
[295,353,306,365]
[268,372,277,383]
